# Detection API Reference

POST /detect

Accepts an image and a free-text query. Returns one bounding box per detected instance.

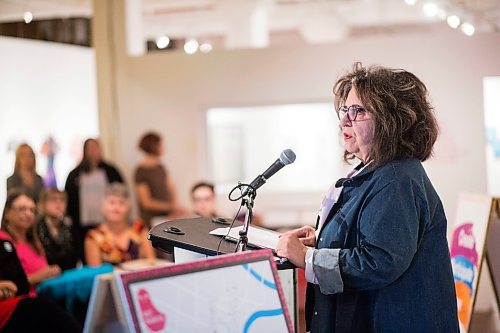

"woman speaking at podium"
[276,63,459,332]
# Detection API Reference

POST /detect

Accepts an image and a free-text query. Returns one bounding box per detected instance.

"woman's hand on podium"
[276,232,309,269]
[283,225,316,247]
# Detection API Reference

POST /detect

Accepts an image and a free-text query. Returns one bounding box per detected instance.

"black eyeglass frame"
[337,104,366,122]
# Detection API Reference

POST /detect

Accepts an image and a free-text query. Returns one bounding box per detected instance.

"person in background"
[0,238,81,333]
[134,132,187,228]
[276,63,459,332]
[85,183,155,266]
[65,138,124,261]
[7,143,44,202]
[190,181,218,218]
[0,189,61,295]
[36,187,79,271]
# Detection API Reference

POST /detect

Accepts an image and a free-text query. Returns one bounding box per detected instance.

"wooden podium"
[148,217,299,329]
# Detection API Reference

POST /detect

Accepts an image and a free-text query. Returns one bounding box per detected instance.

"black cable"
[216,183,257,255]
[228,183,256,202]
[216,204,241,255]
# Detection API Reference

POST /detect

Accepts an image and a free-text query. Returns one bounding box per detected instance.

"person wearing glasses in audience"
[0,189,61,295]
[276,63,459,332]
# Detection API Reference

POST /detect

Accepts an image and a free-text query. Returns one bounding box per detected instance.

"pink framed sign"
[114,249,294,333]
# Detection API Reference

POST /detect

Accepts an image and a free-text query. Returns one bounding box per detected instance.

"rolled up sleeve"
[312,248,344,294]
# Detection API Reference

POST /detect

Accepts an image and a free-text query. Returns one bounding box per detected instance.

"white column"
[125,0,145,56]
[223,0,271,49]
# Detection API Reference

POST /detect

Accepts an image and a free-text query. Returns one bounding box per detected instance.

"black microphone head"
[279,149,296,165]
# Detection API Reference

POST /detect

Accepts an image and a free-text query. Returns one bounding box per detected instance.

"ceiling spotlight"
[447,15,461,29]
[23,11,33,24]
[199,43,213,53]
[423,3,439,17]
[404,0,417,5]
[461,22,475,36]
[184,38,199,55]
[156,36,170,49]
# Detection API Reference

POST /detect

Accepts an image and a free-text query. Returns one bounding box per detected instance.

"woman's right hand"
[0,280,17,299]
[283,225,316,247]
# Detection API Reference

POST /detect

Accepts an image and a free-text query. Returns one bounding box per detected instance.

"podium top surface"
[149,217,249,256]
[148,217,294,269]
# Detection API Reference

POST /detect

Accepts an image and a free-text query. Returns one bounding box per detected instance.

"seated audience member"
[0,189,60,294]
[36,187,79,271]
[7,143,44,202]
[190,182,218,218]
[0,238,81,333]
[134,131,188,228]
[85,183,155,266]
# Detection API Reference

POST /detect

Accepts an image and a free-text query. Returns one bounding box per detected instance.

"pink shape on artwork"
[137,288,166,332]
[450,223,478,267]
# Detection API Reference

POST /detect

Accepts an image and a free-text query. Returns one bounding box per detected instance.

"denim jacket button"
[314,311,318,316]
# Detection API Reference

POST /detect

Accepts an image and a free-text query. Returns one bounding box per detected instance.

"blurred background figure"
[134,132,187,228]
[36,187,79,271]
[190,181,217,218]
[0,189,61,295]
[7,143,44,203]
[84,183,155,267]
[64,138,124,259]
[40,136,59,188]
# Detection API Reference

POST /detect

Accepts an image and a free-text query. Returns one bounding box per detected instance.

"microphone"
[244,149,296,195]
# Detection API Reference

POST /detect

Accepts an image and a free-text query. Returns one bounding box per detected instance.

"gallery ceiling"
[0,0,498,50]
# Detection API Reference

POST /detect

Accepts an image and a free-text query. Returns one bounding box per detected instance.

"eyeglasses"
[10,206,36,214]
[337,104,366,122]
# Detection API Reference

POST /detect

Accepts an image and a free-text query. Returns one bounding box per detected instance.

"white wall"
[109,30,500,228]
[484,77,500,197]
[0,36,99,215]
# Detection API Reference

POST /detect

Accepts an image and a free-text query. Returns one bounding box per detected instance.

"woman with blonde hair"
[7,144,44,202]
[85,183,155,266]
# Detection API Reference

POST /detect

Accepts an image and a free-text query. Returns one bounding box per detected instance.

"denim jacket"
[306,158,459,333]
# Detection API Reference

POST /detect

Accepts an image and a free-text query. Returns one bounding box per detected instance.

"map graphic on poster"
[117,251,292,333]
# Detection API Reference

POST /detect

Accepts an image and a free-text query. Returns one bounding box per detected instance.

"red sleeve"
[0,296,27,329]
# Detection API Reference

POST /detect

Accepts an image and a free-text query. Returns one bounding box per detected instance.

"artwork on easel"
[450,192,496,333]
[84,250,294,333]
[115,249,293,333]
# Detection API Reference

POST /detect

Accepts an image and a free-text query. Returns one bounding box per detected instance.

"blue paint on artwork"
[243,309,284,333]
[486,127,500,157]
[241,264,284,332]
[241,264,276,290]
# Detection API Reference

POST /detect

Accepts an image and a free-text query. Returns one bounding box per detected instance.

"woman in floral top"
[85,183,155,266]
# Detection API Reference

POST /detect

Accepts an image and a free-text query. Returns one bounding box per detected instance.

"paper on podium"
[210,225,281,250]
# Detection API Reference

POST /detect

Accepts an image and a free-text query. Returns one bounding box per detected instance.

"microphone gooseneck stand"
[235,188,255,252]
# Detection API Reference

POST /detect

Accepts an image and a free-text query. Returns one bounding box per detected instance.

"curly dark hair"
[333,62,439,167]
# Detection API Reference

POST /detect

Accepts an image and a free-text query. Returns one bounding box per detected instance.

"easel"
[451,192,500,333]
